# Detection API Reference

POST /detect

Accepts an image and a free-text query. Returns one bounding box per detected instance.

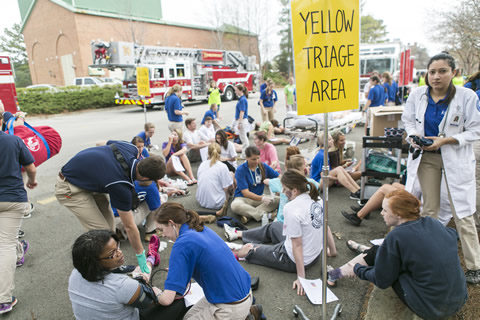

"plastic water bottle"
[261,213,268,227]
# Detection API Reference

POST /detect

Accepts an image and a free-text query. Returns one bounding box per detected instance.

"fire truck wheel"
[223,87,234,102]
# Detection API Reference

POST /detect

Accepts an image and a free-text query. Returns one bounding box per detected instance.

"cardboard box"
[369,106,404,137]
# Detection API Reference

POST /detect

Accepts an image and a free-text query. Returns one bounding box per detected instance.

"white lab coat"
[402,86,480,218]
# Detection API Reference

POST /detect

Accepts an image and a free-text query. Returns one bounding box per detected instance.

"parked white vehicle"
[26,84,60,92]
[73,77,110,87]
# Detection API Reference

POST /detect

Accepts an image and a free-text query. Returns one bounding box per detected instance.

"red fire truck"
[0,53,19,113]
[91,41,258,109]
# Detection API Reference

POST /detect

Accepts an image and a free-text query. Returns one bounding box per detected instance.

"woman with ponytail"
[196,143,234,216]
[402,52,480,284]
[165,84,188,132]
[154,202,252,319]
[228,170,336,295]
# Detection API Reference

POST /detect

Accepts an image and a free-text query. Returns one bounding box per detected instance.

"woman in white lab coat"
[402,52,480,284]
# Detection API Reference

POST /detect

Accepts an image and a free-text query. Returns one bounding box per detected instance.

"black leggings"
[363,245,408,307]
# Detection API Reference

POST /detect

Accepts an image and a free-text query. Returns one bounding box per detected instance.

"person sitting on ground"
[230,146,279,224]
[154,203,256,319]
[197,143,234,217]
[183,118,210,163]
[198,116,216,143]
[112,178,161,242]
[201,103,221,130]
[311,133,362,199]
[162,129,196,185]
[254,131,281,172]
[327,190,468,320]
[68,230,187,320]
[265,155,319,223]
[137,123,155,151]
[329,131,361,180]
[227,170,337,296]
[256,120,290,145]
[215,129,238,172]
[131,136,149,160]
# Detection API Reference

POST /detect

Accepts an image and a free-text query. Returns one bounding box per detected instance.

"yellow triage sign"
[291,0,359,115]
[136,67,150,97]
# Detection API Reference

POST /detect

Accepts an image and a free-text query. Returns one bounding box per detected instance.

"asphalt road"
[6,91,388,320]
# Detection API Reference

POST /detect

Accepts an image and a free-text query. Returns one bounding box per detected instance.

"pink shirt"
[259,143,281,172]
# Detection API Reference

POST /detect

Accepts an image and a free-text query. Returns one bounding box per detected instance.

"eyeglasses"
[99,243,121,260]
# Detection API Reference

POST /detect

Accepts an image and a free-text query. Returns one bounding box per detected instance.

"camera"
[409,135,434,147]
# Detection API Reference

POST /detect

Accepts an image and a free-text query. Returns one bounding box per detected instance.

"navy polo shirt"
[234,161,278,197]
[201,109,217,124]
[61,140,138,211]
[0,131,35,202]
[164,224,251,304]
[368,84,386,107]
[235,96,248,120]
[424,90,448,137]
[260,90,278,108]
[165,94,183,122]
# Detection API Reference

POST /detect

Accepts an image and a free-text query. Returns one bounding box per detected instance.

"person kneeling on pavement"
[327,190,467,320]
[68,230,187,320]
[154,202,258,319]
[225,170,337,295]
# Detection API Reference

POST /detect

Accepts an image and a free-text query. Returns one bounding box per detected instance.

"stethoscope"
[416,90,451,138]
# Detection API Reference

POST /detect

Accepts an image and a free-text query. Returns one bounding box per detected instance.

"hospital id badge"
[256,171,262,184]
[450,113,462,126]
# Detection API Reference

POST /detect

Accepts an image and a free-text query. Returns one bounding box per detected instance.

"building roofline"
[20,0,258,37]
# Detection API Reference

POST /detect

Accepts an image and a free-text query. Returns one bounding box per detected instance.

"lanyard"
[249,166,258,186]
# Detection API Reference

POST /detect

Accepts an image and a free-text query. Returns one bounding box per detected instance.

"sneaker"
[224,224,238,241]
[240,215,250,225]
[24,203,34,219]
[465,269,480,284]
[247,304,263,320]
[341,211,362,226]
[349,190,361,200]
[350,205,363,213]
[0,297,17,314]
[18,230,25,238]
[16,240,29,267]
[111,265,136,274]
[225,242,243,250]
[148,235,160,266]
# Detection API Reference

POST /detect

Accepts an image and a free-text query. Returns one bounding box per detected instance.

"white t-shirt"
[199,125,215,142]
[220,141,238,168]
[196,160,233,209]
[68,269,140,320]
[283,193,324,265]
[183,129,203,149]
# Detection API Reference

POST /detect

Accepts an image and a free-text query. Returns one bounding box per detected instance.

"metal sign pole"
[321,113,330,319]
[142,96,147,124]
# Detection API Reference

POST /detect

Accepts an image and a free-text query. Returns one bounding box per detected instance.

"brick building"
[18,0,260,86]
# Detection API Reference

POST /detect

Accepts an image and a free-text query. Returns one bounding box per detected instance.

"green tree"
[361,15,387,43]
[274,0,293,78]
[0,23,32,87]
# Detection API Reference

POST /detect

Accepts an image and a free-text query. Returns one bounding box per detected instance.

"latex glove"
[136,250,150,274]
[261,196,273,205]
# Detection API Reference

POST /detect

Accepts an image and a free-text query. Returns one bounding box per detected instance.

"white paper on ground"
[370,238,384,246]
[199,146,208,162]
[298,277,339,305]
[184,282,205,307]
[172,155,185,172]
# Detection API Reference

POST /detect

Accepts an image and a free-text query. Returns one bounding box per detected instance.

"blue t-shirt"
[235,96,248,120]
[260,90,278,108]
[383,81,398,103]
[234,162,279,197]
[310,149,330,182]
[424,89,448,137]
[260,83,267,92]
[269,177,319,222]
[464,79,480,91]
[112,181,160,217]
[165,94,183,122]
[368,84,386,107]
[201,109,217,124]
[164,224,251,304]
[61,140,138,211]
[137,131,151,147]
[0,132,35,202]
